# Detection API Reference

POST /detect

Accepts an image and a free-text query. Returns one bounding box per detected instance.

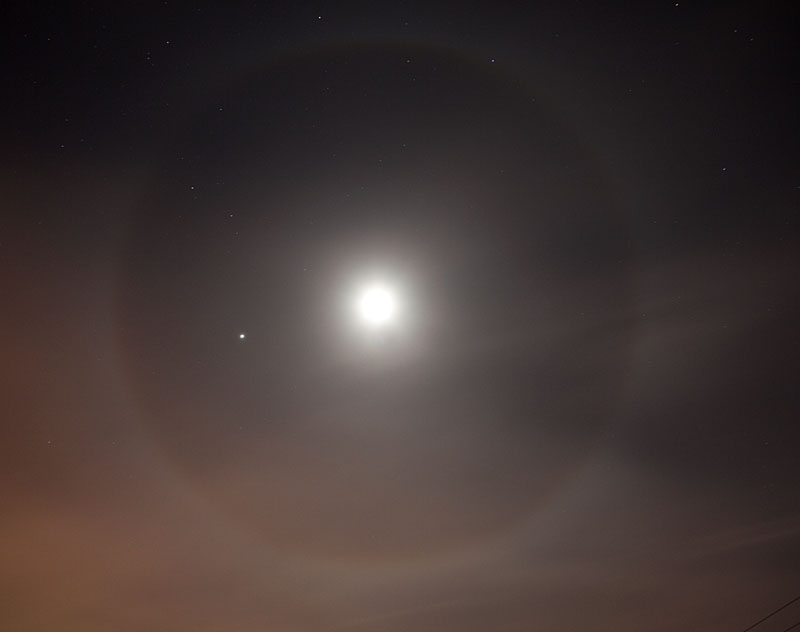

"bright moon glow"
[358,285,396,325]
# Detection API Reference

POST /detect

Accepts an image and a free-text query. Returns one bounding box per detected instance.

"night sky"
[2,2,799,630]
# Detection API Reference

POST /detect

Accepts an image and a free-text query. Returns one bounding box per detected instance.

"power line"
[780,623,800,632]
[741,594,800,632]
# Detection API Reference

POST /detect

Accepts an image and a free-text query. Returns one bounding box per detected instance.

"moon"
[358,285,396,325]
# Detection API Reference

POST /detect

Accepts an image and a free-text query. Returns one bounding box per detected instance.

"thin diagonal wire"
[741,595,800,632]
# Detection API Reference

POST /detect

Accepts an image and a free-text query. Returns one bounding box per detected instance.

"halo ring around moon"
[112,37,637,574]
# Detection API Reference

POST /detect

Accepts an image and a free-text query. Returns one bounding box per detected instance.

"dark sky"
[2,2,799,630]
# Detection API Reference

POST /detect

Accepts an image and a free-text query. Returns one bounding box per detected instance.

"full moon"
[358,285,396,325]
